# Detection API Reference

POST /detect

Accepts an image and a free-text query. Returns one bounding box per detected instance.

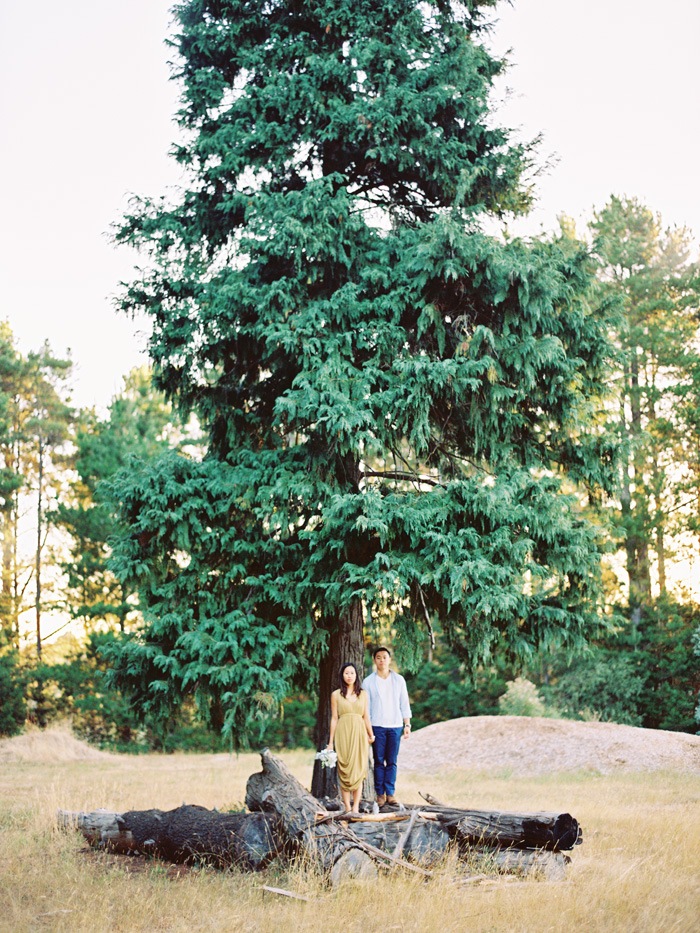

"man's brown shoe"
[386,795,399,805]
[376,794,386,807]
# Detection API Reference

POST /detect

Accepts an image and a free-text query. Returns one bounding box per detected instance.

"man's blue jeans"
[372,726,403,796]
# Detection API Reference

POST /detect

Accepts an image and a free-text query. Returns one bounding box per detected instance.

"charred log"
[435,808,581,851]
[58,805,282,870]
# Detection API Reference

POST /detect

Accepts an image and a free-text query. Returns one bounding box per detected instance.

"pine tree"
[0,331,73,660]
[0,325,25,648]
[23,343,73,667]
[111,0,617,767]
[591,196,700,618]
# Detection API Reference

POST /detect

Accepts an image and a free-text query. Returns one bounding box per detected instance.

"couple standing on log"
[326,646,412,814]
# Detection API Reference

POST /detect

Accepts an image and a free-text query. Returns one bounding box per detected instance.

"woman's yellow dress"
[333,689,369,792]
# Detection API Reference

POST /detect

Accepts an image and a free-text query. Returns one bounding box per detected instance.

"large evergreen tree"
[111,0,616,768]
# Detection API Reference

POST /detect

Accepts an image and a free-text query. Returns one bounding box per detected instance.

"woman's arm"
[363,695,375,743]
[327,690,339,748]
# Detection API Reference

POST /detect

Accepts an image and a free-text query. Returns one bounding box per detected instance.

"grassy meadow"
[1,730,699,933]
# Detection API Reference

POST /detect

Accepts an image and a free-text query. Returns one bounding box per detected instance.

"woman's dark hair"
[339,663,362,698]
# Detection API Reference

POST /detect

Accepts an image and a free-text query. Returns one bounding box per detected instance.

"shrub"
[544,654,644,726]
[498,678,547,717]
[0,649,26,736]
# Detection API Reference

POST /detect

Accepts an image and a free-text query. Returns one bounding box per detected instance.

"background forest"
[1,1,699,752]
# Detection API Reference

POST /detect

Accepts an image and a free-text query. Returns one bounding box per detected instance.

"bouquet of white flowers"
[315,747,338,769]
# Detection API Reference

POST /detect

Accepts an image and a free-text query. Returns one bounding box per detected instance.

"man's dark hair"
[373,646,391,658]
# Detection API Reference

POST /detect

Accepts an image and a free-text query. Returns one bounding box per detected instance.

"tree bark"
[57,805,282,870]
[247,748,377,881]
[311,598,366,799]
[469,847,571,881]
[35,436,43,664]
[434,807,581,851]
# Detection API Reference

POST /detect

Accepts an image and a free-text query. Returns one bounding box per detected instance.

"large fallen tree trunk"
[57,805,282,870]
[418,792,581,852]
[246,747,383,883]
[429,807,581,851]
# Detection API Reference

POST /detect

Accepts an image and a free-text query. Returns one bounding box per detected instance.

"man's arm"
[362,673,373,720]
[398,674,412,729]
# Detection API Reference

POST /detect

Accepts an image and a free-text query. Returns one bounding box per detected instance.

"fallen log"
[417,795,581,851]
[340,827,433,877]
[57,805,282,870]
[246,748,378,883]
[341,812,449,865]
[470,847,571,881]
[58,803,449,872]
[438,809,581,852]
[58,752,582,884]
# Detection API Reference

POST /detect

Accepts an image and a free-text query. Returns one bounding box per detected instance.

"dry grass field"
[1,724,699,933]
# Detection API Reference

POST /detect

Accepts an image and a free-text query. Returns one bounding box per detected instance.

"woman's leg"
[351,787,362,813]
[340,787,351,812]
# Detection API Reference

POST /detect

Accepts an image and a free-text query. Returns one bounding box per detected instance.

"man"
[362,646,412,807]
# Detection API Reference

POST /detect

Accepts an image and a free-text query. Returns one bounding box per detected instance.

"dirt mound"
[399,715,700,776]
[0,726,112,764]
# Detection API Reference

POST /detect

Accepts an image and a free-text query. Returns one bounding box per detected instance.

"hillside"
[399,715,700,776]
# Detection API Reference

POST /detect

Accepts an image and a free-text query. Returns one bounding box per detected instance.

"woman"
[327,663,375,814]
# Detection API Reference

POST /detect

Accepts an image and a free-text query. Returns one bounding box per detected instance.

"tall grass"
[0,732,698,932]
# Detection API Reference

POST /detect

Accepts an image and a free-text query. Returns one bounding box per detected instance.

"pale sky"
[1,0,699,412]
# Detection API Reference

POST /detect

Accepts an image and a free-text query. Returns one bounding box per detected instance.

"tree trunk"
[247,748,377,882]
[651,450,667,596]
[35,437,43,664]
[311,598,366,799]
[628,353,652,608]
[433,807,581,851]
[311,453,372,797]
[469,847,571,881]
[57,805,282,870]
[0,502,14,645]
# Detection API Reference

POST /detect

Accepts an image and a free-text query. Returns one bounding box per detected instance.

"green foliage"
[256,696,317,749]
[0,649,26,736]
[35,630,313,751]
[590,197,700,610]
[0,328,73,664]
[403,624,510,729]
[542,653,645,726]
[407,653,507,730]
[694,623,700,731]
[542,598,700,732]
[36,632,142,747]
[109,0,618,744]
[54,368,177,633]
[631,600,700,732]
